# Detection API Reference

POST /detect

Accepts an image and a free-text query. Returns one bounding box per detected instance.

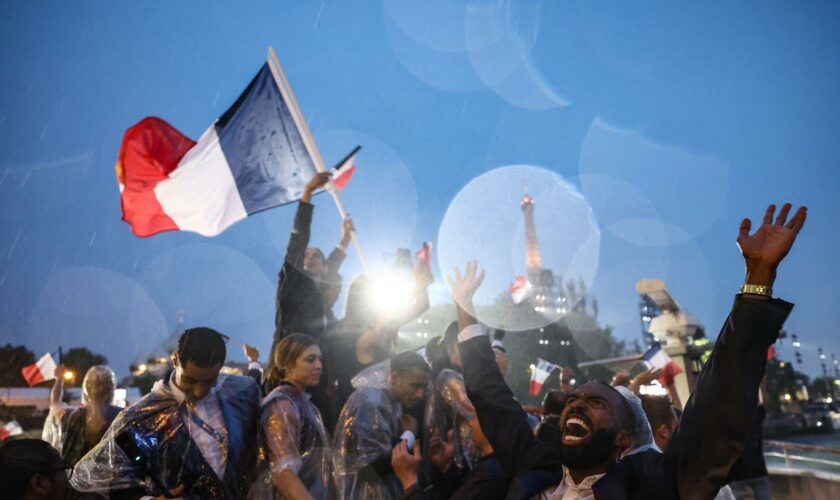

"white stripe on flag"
[644,348,672,370]
[37,353,57,381]
[154,125,248,236]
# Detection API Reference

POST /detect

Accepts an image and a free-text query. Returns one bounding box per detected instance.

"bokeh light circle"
[437,165,600,332]
[27,266,169,378]
[579,118,728,245]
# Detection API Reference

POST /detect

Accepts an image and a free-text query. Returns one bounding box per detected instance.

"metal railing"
[764,440,840,469]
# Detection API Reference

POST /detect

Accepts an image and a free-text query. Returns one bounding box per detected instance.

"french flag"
[117,54,323,237]
[642,343,683,383]
[510,276,532,305]
[415,242,432,271]
[21,352,57,387]
[529,358,557,396]
[0,420,24,441]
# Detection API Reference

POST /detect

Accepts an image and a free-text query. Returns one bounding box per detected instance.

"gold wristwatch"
[740,283,772,297]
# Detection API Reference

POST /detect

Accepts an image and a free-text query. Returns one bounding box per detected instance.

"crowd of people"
[0,171,808,500]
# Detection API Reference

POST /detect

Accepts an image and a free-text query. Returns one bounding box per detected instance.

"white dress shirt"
[534,467,605,499]
[169,373,229,479]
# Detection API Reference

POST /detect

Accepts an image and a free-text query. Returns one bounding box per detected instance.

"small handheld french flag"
[511,276,532,305]
[0,420,24,441]
[642,343,682,382]
[529,358,558,396]
[20,353,57,387]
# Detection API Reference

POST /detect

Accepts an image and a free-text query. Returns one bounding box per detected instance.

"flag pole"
[265,47,370,275]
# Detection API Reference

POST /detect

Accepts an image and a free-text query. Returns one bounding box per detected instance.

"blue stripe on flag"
[215,63,319,215]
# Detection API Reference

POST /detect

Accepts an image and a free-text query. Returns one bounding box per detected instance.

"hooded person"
[43,364,122,466]
[333,351,431,500]
[70,327,262,499]
[613,386,659,457]
[449,202,804,499]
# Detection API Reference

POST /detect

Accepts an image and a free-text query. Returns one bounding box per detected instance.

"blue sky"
[1,1,838,379]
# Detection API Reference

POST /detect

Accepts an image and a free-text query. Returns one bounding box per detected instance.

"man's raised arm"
[449,261,562,476]
[670,203,806,499]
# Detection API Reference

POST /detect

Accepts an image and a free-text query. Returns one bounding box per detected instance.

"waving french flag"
[21,352,57,387]
[642,343,683,383]
[116,52,323,237]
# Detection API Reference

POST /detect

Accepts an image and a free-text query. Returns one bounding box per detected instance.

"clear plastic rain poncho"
[615,386,660,457]
[423,368,478,473]
[70,374,261,499]
[249,383,337,500]
[333,359,403,500]
[42,365,122,465]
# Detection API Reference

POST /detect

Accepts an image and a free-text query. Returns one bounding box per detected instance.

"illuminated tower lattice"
[520,189,543,287]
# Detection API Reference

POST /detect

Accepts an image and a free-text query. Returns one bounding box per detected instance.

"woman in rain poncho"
[43,364,122,465]
[251,333,337,500]
[423,330,478,475]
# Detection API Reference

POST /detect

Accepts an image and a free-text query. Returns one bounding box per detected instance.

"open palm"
[737,203,807,268]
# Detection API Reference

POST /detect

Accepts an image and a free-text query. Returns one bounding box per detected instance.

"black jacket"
[461,296,792,500]
[402,454,509,500]
[274,201,345,341]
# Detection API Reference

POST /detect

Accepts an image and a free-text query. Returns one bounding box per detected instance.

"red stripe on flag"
[0,428,8,441]
[333,164,356,191]
[21,363,45,387]
[117,117,195,237]
[529,380,543,396]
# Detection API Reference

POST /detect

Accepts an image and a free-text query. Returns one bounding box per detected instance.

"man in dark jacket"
[448,203,806,500]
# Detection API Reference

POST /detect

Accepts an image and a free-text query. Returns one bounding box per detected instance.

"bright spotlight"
[369,272,415,315]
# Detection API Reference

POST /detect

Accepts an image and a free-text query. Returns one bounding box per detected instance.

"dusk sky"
[1,1,838,379]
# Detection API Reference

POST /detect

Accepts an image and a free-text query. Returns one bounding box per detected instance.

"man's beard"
[558,427,617,470]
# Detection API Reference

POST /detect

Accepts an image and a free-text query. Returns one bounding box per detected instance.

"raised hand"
[301,171,333,203]
[628,367,664,394]
[446,261,486,308]
[738,203,807,287]
[339,215,355,249]
[242,344,260,363]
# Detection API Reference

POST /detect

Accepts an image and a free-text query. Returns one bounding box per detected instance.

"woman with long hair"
[255,333,336,500]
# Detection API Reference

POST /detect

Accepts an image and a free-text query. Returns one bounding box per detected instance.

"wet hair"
[640,394,677,432]
[0,438,67,499]
[542,390,570,415]
[390,350,431,375]
[177,327,227,368]
[274,333,319,378]
[82,365,117,405]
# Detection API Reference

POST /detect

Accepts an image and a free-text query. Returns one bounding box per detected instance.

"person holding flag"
[42,364,122,466]
[20,352,57,387]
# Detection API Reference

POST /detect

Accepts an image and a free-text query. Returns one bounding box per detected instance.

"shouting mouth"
[562,415,592,446]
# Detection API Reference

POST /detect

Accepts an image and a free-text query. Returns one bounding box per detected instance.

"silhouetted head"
[0,438,71,500]
[303,248,326,279]
[81,365,116,405]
